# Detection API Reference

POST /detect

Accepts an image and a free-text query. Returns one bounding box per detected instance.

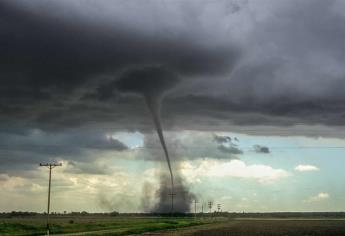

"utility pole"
[208,201,213,213]
[40,163,62,236]
[194,199,198,217]
[217,204,221,212]
[168,192,176,214]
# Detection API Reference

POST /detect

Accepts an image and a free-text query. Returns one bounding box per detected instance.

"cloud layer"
[295,165,320,172]
[1,0,345,133]
[0,0,344,213]
[305,192,330,203]
[180,160,290,183]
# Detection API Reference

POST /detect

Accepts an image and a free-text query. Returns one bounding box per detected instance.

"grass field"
[0,216,212,236]
[2,216,345,236]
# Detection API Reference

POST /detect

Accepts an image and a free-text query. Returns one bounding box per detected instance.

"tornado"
[145,95,174,192]
[115,66,179,209]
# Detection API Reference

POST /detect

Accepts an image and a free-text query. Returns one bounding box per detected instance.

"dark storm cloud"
[214,135,232,144]
[2,1,345,214]
[1,0,345,133]
[114,66,179,98]
[0,129,127,153]
[0,0,238,126]
[253,145,270,154]
[0,128,128,172]
[2,0,345,180]
[212,134,242,154]
[139,132,241,163]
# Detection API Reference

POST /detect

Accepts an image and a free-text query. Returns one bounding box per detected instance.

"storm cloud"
[0,0,238,130]
[0,127,128,174]
[1,0,345,134]
[253,145,270,154]
[2,0,345,190]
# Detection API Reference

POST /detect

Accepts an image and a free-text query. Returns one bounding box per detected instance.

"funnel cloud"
[116,66,179,211]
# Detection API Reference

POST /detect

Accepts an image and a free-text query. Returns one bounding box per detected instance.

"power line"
[132,146,345,150]
[39,163,62,236]
[2,145,345,151]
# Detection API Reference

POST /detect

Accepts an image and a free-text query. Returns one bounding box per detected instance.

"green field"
[0,216,213,236]
[2,216,345,236]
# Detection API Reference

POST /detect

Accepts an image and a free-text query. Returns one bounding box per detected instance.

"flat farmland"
[149,219,345,236]
[0,216,212,236]
[2,216,345,236]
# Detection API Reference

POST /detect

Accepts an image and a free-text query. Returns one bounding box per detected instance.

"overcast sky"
[1,0,345,213]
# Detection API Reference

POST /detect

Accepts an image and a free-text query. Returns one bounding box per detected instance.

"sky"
[1,0,345,213]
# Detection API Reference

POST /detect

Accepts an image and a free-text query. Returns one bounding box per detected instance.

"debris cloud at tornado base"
[116,66,189,212]
[140,170,195,213]
[153,173,195,213]
[145,94,174,199]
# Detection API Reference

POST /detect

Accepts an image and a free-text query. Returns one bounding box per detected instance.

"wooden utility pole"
[217,203,221,212]
[194,199,198,216]
[40,163,62,236]
[208,201,213,213]
[168,192,176,214]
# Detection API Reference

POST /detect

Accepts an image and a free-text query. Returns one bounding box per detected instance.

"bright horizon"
[2,129,345,213]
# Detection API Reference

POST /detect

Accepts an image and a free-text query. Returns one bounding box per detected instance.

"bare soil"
[138,219,345,236]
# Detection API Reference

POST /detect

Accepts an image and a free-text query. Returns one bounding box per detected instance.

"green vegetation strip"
[0,217,213,236]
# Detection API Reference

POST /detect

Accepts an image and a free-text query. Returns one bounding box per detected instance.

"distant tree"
[110,211,119,216]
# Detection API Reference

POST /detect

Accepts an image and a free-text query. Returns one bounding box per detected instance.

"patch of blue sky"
[196,131,345,211]
[111,131,144,148]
